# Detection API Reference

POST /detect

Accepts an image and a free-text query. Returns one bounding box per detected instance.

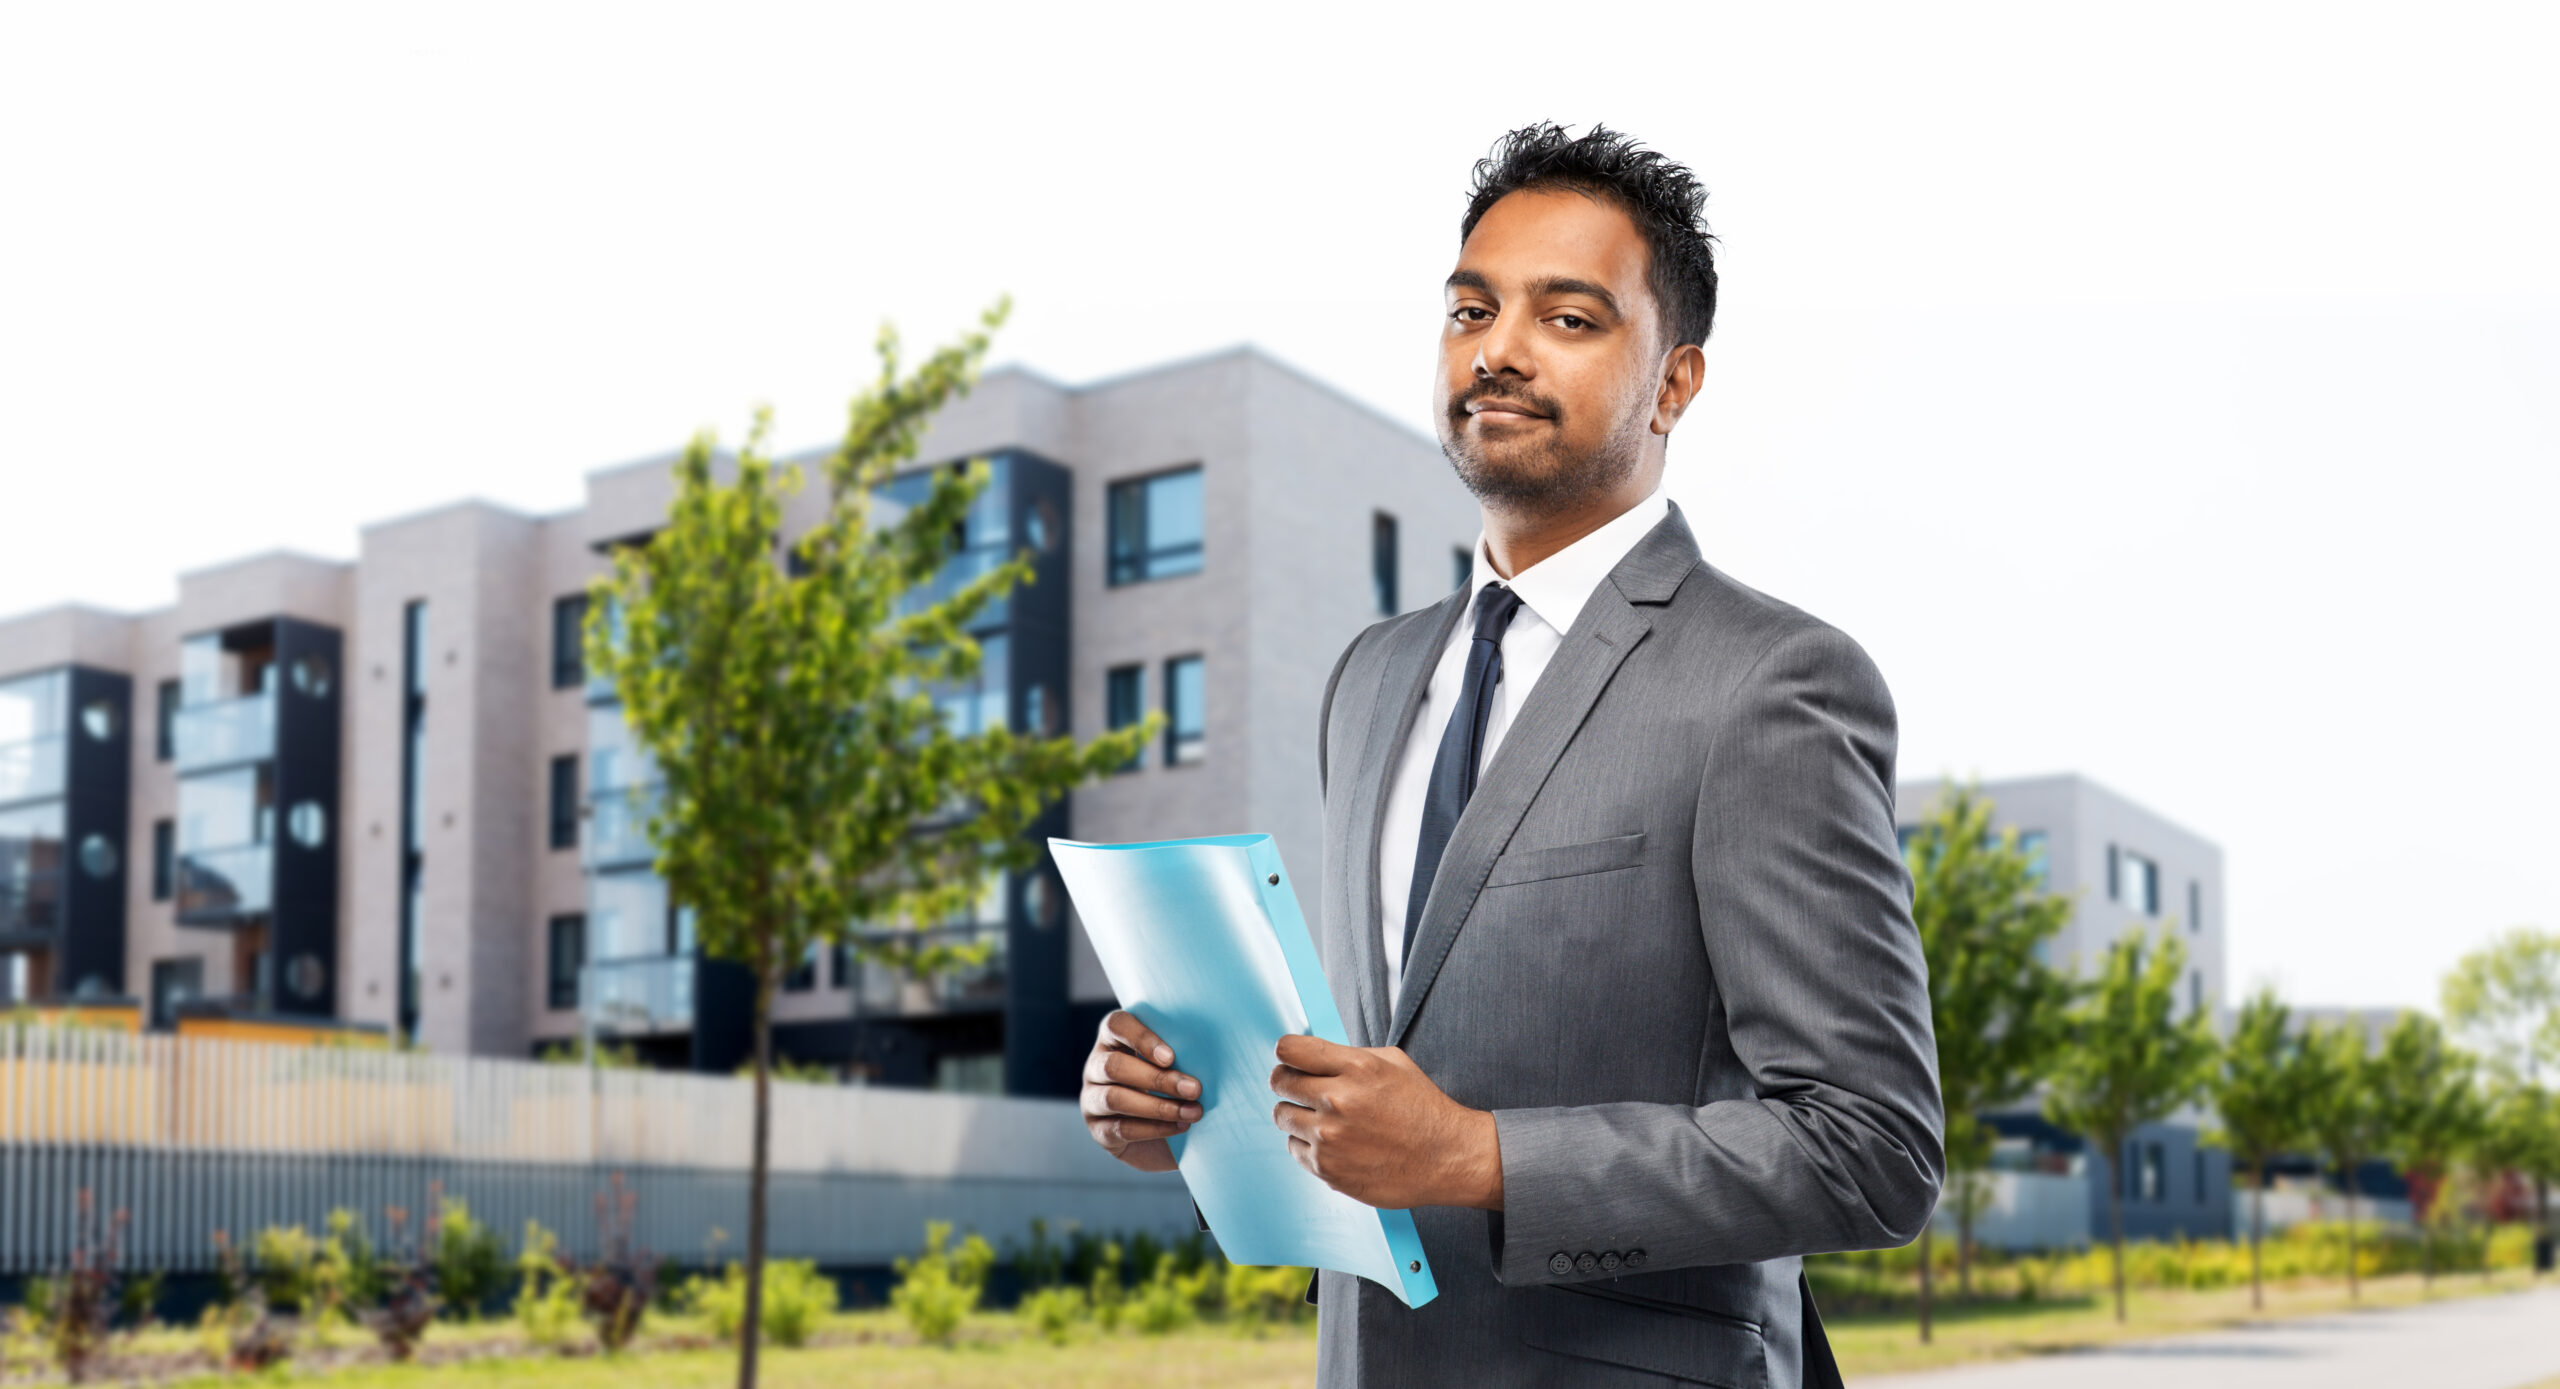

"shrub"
[313,1209,385,1324]
[1222,1262,1312,1328]
[1018,1285,1087,1345]
[1087,1241,1126,1332]
[362,1205,438,1362]
[684,1258,840,1348]
[252,1224,318,1314]
[433,1196,507,1319]
[513,1221,583,1350]
[202,1232,290,1374]
[29,1189,125,1384]
[1130,1258,1212,1336]
[581,1176,656,1354]
[891,1222,995,1346]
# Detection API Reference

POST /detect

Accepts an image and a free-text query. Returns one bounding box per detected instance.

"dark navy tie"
[1404,583,1525,966]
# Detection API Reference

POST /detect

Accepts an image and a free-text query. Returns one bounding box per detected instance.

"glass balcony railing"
[585,786,660,870]
[0,735,66,806]
[0,871,63,938]
[897,545,1012,626]
[583,954,694,1034]
[173,693,276,771]
[176,843,273,924]
[848,925,1008,1012]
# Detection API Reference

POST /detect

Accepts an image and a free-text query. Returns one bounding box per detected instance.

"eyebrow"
[1444,269,1624,321]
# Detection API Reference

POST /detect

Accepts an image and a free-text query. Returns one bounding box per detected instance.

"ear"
[1650,343,1707,436]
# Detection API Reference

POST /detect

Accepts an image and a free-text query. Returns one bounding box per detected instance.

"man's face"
[1436,188,1667,508]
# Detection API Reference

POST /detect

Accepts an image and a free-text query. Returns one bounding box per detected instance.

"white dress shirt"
[1377,487,1671,1003]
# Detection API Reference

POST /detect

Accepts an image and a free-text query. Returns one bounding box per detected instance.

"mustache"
[1448,379,1560,425]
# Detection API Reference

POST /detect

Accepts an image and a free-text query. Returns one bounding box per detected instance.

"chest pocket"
[1485,832,1647,888]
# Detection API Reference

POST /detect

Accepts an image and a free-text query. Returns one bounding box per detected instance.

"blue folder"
[1050,833,1439,1308]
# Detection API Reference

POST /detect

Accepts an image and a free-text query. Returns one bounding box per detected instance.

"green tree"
[2296,1020,2389,1298]
[2479,1079,2560,1251]
[2043,930,2219,1322]
[2370,1012,2485,1285]
[589,304,1151,1389]
[2205,988,2304,1310]
[2443,927,2560,1087]
[1902,784,2077,1340]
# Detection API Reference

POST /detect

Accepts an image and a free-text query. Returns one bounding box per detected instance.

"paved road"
[1855,1287,2560,1389]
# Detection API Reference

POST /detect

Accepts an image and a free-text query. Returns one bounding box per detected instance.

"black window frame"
[551,594,589,690]
[150,818,174,902]
[1105,466,1205,586]
[782,943,817,993]
[547,753,579,851]
[1105,664,1145,772]
[545,913,585,1011]
[149,957,203,1030]
[1164,655,1205,767]
[155,678,180,762]
[1372,511,1400,616]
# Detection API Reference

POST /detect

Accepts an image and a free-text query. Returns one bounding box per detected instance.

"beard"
[1438,377,1647,509]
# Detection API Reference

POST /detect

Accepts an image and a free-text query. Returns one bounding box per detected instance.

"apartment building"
[0,346,1479,1098]
[1898,772,2233,1242]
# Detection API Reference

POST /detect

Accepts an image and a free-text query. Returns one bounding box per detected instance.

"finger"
[1274,1033,1354,1075]
[1091,1115,1192,1148]
[1271,1099,1319,1142]
[1084,1082,1201,1125]
[1090,1048,1200,1101]
[1103,1010,1175,1067]
[1267,1063,1323,1109]
[1286,1134,1318,1176]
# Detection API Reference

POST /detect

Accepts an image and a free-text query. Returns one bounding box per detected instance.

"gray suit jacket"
[1309,503,1942,1388]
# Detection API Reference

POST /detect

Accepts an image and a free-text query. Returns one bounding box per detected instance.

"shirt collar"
[1467,486,1671,637]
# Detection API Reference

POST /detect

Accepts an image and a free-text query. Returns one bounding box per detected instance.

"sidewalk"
[1854,1286,2560,1389]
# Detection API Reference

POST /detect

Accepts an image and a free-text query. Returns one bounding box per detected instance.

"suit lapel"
[1385,508,1698,1049]
[1344,596,1465,1047]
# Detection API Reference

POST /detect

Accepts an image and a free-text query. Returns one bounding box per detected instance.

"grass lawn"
[48,1270,2547,1387]
[1828,1268,2548,1378]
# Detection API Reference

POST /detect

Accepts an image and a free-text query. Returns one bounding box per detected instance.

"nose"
[1472,308,1533,383]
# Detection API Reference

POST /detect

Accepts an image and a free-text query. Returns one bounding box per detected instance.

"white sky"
[2,4,2553,1012]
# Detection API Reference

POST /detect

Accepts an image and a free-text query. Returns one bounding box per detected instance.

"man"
[1080,123,1942,1387]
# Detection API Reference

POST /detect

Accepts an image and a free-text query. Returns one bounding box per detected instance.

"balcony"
[583,954,693,1034]
[0,871,63,941]
[848,925,1007,1013]
[585,785,660,870]
[0,735,65,806]
[176,843,273,925]
[173,693,275,772]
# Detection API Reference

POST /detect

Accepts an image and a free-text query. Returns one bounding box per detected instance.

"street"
[1856,1287,2560,1389]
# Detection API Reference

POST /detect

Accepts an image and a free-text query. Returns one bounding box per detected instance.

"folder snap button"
[1546,1252,1573,1277]
[1268,873,1280,885]
[1574,1252,1599,1275]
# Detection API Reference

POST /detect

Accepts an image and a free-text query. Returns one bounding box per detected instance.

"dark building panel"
[59,666,132,998]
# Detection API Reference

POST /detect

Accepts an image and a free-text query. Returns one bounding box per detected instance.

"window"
[1164,656,1205,766]
[151,819,174,902]
[2190,969,2203,1018]
[552,595,588,689]
[783,943,817,993]
[398,600,428,1040]
[149,957,202,1029]
[1452,545,1472,593]
[2017,830,2050,887]
[1106,467,1204,584]
[2194,1149,2208,1205]
[1106,665,1145,772]
[2108,844,2158,916]
[1372,512,1400,615]
[2131,1142,2165,1202]
[547,754,579,851]
[2188,879,2202,934]
[155,679,180,762]
[545,914,585,1010]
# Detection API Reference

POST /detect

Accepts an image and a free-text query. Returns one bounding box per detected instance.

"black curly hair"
[1460,123,1719,349]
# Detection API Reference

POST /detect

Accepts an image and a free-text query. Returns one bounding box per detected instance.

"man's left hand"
[1270,1035,1504,1211]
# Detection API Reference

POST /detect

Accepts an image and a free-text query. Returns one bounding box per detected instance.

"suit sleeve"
[1489,623,1944,1282]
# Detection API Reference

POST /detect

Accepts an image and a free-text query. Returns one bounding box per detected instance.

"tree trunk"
[2109,1148,2128,1324]
[1916,1222,1934,1344]
[2249,1156,2265,1312]
[737,974,775,1389]
[2343,1166,2359,1300]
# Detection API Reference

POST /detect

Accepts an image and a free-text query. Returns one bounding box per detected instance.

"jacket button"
[1547,1252,1574,1277]
[1599,1251,1622,1273]
[1625,1248,1648,1269]
[1574,1251,1600,1275]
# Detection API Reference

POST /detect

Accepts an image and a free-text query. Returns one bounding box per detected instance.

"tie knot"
[1471,583,1524,643]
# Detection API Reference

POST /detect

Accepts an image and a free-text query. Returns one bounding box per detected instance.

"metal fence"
[0,1026,1192,1275]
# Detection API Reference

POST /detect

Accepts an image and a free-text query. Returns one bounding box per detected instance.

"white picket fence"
[0,1026,1192,1274]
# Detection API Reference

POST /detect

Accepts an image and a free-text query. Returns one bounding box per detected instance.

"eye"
[1449,306,1492,324]
[1553,314,1590,331]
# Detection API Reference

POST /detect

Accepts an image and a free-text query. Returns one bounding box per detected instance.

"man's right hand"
[1080,1010,1202,1174]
